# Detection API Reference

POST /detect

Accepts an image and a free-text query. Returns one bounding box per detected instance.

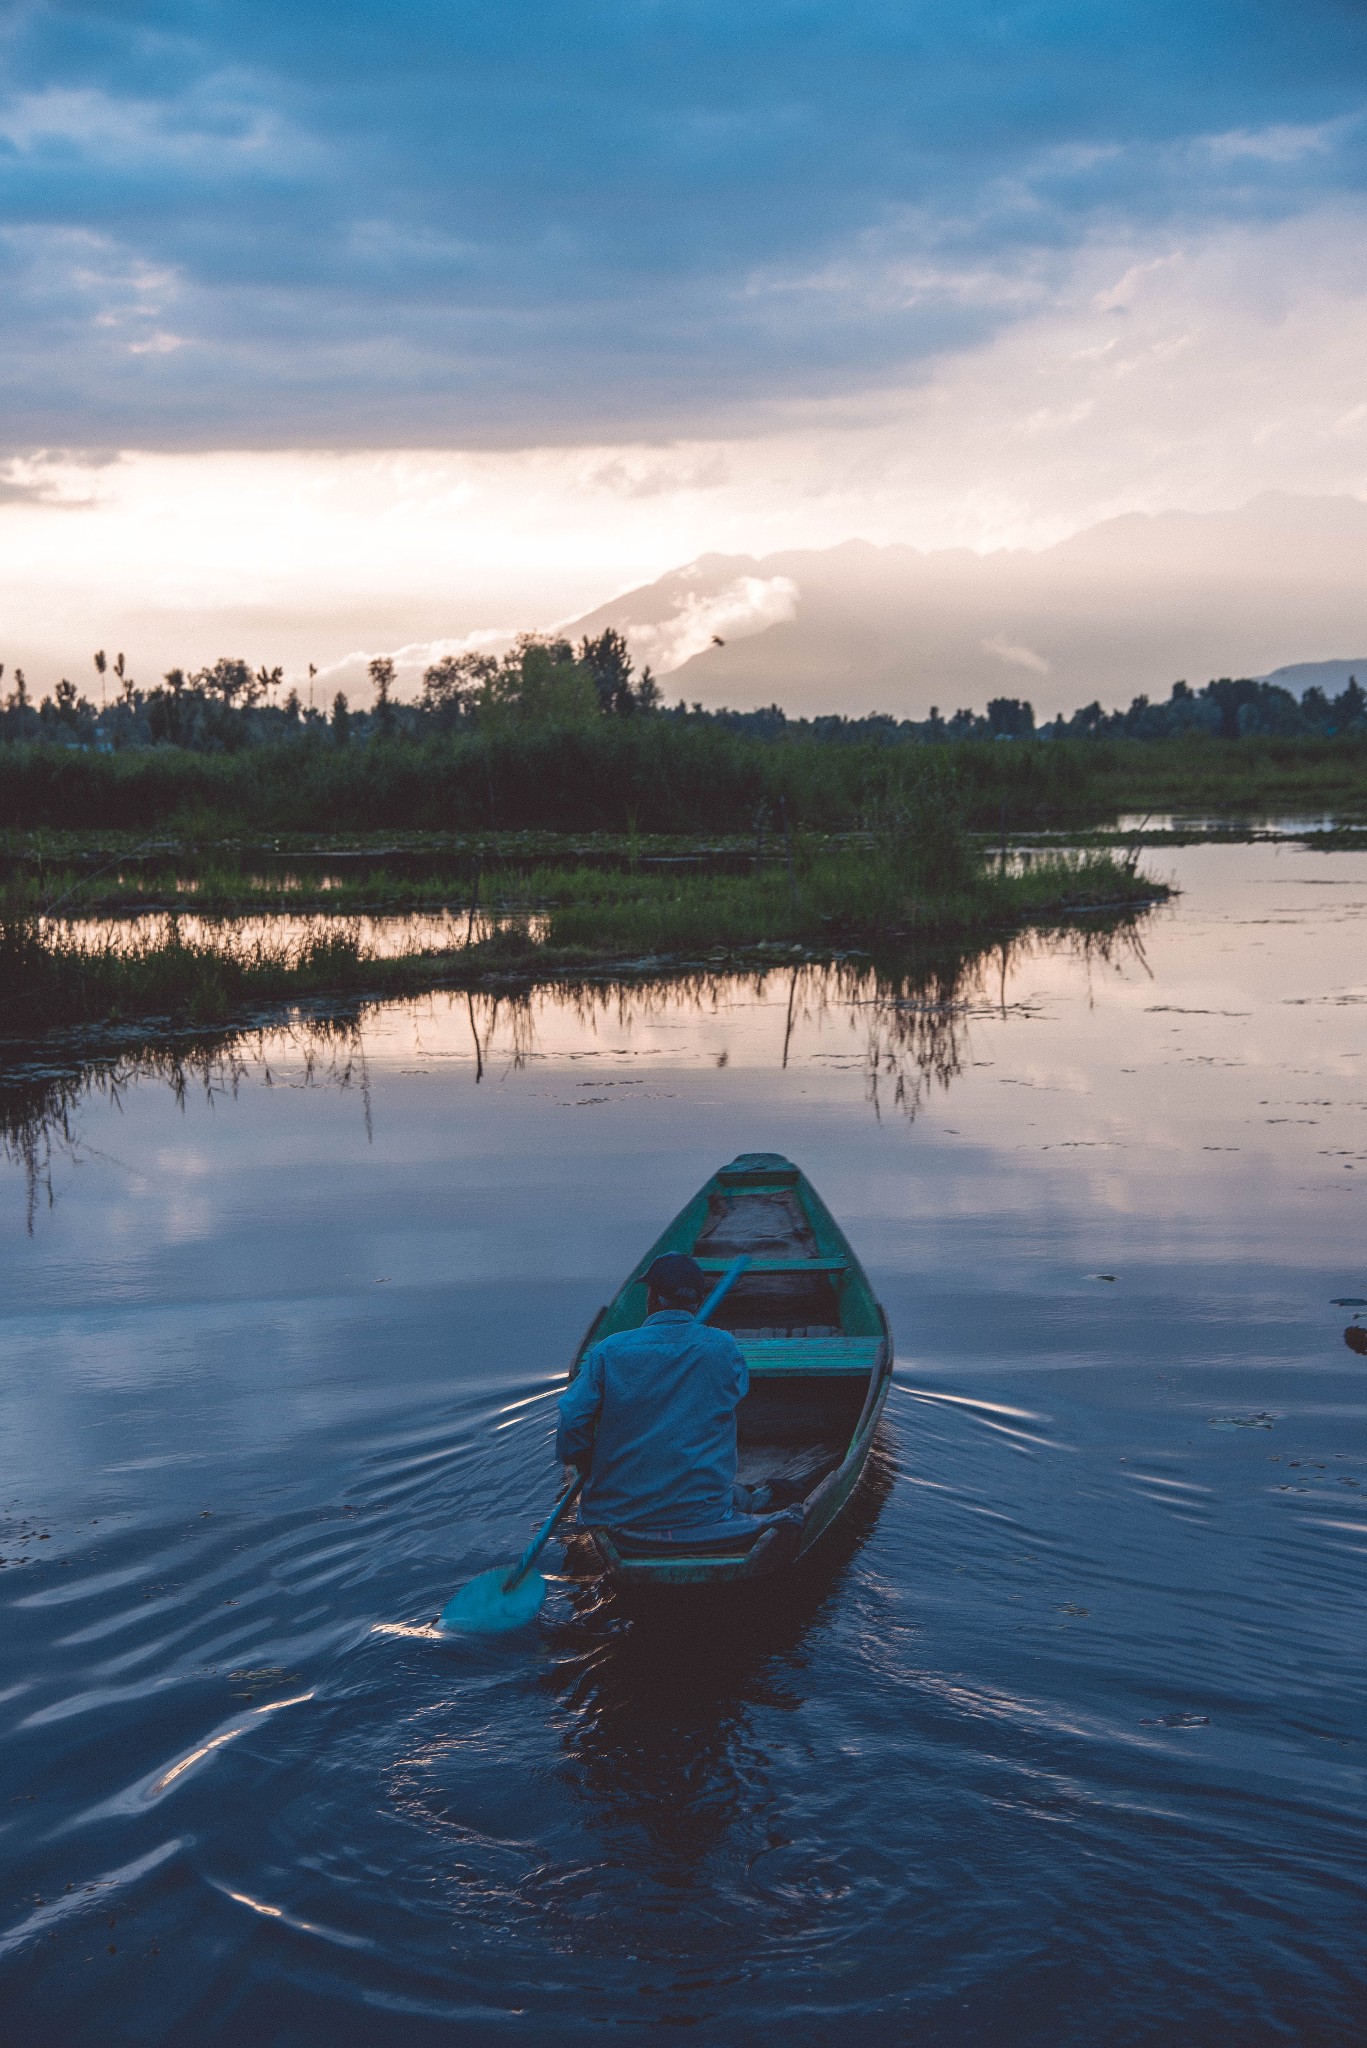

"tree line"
[0,629,660,753]
[1,626,1364,752]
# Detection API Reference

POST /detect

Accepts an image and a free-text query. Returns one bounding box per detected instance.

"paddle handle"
[503,1256,750,1594]
[696,1254,751,1324]
[503,1472,585,1593]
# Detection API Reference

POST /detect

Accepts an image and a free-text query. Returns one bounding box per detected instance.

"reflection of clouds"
[2,915,1157,1228]
[1,1015,373,1233]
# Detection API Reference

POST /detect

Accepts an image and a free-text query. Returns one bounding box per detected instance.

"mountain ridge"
[564,495,1367,719]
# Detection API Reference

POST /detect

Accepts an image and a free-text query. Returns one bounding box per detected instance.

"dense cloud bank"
[2,2,1366,444]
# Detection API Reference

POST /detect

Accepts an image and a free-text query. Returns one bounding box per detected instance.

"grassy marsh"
[2,728,1363,841]
[1,834,1162,1042]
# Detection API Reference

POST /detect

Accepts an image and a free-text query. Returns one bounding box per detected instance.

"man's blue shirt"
[556,1309,749,1532]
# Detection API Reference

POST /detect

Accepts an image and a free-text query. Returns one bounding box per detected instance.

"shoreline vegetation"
[3,641,1360,1043]
[0,814,1361,924]
[2,834,1162,1042]
[0,628,1363,841]
[2,724,1365,839]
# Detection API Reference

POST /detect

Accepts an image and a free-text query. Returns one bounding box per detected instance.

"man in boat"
[556,1251,756,1533]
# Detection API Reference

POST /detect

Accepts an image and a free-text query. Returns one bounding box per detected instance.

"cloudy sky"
[3,1,1367,697]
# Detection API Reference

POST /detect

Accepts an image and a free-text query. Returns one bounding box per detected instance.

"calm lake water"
[2,841,1365,2047]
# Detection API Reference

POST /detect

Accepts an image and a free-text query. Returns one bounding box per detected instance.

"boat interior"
[686,1158,885,1509]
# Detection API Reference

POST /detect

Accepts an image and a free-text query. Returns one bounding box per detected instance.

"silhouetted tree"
[986,696,1035,738]
[1205,676,1262,740]
[368,656,396,736]
[108,651,139,707]
[194,657,253,707]
[579,627,637,715]
[421,651,496,726]
[577,627,662,715]
[483,636,597,725]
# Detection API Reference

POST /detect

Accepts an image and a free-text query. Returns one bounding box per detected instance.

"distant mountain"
[1262,658,1367,696]
[565,494,1367,721]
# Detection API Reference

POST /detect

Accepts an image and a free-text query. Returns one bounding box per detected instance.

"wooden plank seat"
[695,1256,848,1274]
[739,1336,883,1376]
[716,1161,801,1189]
[742,1324,841,1338]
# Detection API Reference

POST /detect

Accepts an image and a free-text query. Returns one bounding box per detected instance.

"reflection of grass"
[2,918,1148,1230]
[0,921,385,1035]
[1,844,1163,1040]
[0,848,514,917]
[1,1013,373,1232]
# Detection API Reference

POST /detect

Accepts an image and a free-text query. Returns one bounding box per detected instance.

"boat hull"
[566,1153,893,1587]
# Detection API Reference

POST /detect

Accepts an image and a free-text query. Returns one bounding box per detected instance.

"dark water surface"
[2,842,1365,2046]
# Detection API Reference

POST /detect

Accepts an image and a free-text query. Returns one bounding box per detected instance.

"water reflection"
[3,843,1366,2045]
[40,906,547,957]
[0,1014,375,1230]
[1,913,1153,1227]
[545,1448,895,1878]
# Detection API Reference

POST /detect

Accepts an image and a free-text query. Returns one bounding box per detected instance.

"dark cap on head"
[645,1252,707,1308]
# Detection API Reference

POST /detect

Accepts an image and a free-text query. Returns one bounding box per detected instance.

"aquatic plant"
[0,915,376,1036]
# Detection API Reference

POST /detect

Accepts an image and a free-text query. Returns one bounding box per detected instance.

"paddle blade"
[437,1566,547,1635]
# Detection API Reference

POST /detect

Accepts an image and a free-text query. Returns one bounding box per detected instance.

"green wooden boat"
[566,1152,893,1586]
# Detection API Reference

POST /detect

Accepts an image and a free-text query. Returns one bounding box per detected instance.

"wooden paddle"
[436,1254,752,1633]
